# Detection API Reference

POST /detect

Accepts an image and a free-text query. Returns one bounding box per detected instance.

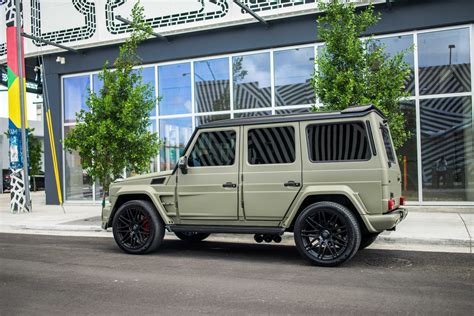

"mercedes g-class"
[102,105,407,266]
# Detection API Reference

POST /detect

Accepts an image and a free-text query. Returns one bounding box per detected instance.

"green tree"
[28,129,43,191]
[64,2,161,207]
[312,1,412,149]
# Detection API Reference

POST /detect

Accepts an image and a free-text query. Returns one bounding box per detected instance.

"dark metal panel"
[42,70,63,205]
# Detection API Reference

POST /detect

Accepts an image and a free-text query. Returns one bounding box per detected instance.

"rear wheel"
[294,202,361,267]
[112,200,164,254]
[175,232,210,242]
[359,233,380,250]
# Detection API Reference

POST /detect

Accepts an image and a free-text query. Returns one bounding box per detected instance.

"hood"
[113,170,173,184]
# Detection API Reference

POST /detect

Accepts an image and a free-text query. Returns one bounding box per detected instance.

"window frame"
[247,125,297,165]
[379,123,397,164]
[306,120,373,163]
[187,128,238,168]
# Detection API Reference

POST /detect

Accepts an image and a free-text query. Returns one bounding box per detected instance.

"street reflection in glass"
[421,97,474,201]
[159,117,193,171]
[274,47,315,106]
[159,63,192,115]
[418,28,471,95]
[195,58,230,113]
[233,53,271,110]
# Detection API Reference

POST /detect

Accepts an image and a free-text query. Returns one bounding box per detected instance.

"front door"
[177,127,240,220]
[242,123,302,220]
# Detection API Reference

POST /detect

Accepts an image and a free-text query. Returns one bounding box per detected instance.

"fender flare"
[281,184,376,232]
[109,186,173,227]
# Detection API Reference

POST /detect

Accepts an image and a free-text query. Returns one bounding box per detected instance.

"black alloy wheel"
[294,202,361,267]
[112,200,164,254]
[175,232,211,242]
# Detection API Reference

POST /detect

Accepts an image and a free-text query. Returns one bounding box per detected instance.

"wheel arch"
[108,191,172,228]
[282,186,374,233]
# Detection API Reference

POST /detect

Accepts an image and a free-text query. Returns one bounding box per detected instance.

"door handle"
[284,181,301,187]
[223,182,237,188]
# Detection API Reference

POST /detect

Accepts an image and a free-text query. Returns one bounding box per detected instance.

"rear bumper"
[363,207,408,232]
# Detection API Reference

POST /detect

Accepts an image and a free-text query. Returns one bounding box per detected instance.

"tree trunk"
[102,179,109,208]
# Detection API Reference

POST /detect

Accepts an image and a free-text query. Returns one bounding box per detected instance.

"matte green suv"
[102,105,407,266]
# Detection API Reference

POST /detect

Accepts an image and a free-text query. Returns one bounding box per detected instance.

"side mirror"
[178,156,188,175]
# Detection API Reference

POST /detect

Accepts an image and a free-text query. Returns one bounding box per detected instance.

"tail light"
[400,196,405,206]
[388,198,395,211]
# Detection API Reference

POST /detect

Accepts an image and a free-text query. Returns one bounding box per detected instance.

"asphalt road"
[0,233,472,315]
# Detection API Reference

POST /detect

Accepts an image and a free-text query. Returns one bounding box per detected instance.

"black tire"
[359,233,380,250]
[112,200,165,254]
[294,202,361,267]
[175,232,210,242]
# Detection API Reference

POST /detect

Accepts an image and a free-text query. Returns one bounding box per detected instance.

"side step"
[167,224,285,235]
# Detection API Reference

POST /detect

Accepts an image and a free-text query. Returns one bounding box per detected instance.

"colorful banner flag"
[6,0,30,212]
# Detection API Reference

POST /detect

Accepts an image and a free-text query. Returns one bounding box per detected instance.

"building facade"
[1,0,473,206]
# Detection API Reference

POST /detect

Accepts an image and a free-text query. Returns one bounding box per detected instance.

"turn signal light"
[400,196,406,206]
[388,198,395,210]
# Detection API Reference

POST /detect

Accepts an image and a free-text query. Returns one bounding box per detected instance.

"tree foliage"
[312,1,412,149]
[27,129,43,177]
[63,2,161,206]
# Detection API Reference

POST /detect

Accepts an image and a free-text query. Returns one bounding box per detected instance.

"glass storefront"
[420,97,474,201]
[233,53,271,110]
[195,57,230,113]
[62,25,474,204]
[274,47,315,106]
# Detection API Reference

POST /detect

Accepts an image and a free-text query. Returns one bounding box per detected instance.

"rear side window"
[307,122,371,162]
[188,130,236,167]
[248,126,295,164]
[380,124,396,163]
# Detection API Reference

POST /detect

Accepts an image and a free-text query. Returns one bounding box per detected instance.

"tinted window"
[307,122,371,162]
[248,126,295,165]
[188,131,236,167]
[380,124,396,163]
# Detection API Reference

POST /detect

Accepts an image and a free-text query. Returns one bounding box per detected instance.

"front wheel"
[112,200,165,254]
[294,202,361,267]
[175,232,210,242]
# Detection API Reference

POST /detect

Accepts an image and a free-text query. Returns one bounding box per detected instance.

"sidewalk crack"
[458,213,472,254]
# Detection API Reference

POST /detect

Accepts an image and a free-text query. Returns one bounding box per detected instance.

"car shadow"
[102,238,472,270]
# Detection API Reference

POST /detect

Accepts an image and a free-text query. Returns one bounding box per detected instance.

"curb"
[0,224,104,232]
[1,225,470,251]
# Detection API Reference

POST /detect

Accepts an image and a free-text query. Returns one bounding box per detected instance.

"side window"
[188,130,236,167]
[307,122,371,162]
[380,124,396,163]
[248,126,295,165]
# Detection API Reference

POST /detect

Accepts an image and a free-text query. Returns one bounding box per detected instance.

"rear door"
[379,122,402,206]
[242,123,302,220]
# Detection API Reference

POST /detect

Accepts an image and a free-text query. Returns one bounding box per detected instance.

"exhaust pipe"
[254,234,264,243]
[273,235,282,243]
[264,234,273,243]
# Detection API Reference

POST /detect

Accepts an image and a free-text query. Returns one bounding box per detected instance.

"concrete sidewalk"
[0,192,472,253]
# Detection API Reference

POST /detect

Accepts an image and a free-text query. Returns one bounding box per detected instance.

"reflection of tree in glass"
[232,56,248,82]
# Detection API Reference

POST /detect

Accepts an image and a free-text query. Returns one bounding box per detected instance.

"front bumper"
[363,207,408,232]
[101,204,112,230]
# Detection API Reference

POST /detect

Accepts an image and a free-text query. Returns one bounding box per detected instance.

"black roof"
[199,105,386,129]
